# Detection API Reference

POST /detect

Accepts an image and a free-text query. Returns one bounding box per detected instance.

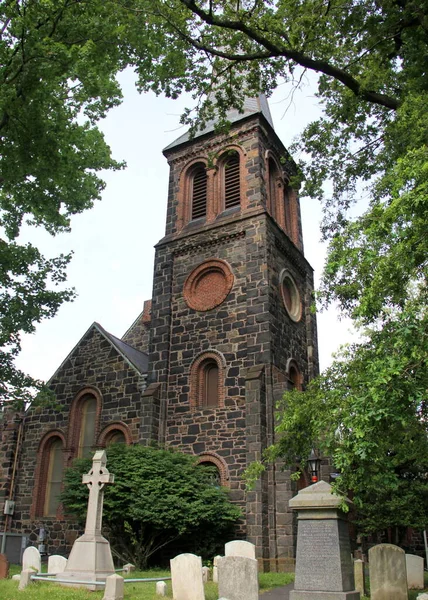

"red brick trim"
[189,350,226,410]
[31,430,66,520]
[196,451,230,488]
[66,386,103,463]
[97,422,133,447]
[286,358,302,391]
[183,258,234,312]
[265,151,289,233]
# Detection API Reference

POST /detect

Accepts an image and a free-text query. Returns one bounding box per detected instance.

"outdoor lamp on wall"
[308,449,321,483]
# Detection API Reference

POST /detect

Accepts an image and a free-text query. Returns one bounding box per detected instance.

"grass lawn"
[0,565,293,600]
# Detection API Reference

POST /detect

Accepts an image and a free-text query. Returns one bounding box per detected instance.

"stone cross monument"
[60,450,115,589]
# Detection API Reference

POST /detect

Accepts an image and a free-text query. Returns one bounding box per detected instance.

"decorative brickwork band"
[189,350,226,409]
[196,451,230,487]
[183,259,234,312]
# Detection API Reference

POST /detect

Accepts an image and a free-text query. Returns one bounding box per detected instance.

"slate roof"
[95,323,148,374]
[164,94,274,152]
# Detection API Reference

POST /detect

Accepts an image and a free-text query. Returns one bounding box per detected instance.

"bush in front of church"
[61,444,241,568]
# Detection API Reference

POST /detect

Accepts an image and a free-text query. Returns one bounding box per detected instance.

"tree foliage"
[61,444,241,568]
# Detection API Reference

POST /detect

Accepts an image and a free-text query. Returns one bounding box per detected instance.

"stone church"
[0,94,320,570]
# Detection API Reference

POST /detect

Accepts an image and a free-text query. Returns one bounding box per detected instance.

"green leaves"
[61,444,241,567]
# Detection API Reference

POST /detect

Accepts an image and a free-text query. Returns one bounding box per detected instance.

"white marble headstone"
[369,544,407,600]
[48,555,67,574]
[22,547,41,573]
[406,554,424,589]
[218,555,259,600]
[170,553,205,600]
[225,540,256,560]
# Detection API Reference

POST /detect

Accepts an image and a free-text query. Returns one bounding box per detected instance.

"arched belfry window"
[223,151,240,209]
[190,351,225,409]
[191,163,208,220]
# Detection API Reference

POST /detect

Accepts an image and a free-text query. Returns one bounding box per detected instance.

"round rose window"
[280,269,301,322]
[183,259,234,312]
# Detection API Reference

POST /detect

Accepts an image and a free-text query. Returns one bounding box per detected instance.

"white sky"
[16,69,354,381]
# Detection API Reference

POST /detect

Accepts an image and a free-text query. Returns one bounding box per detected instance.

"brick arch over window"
[265,151,288,232]
[31,430,66,519]
[196,451,230,487]
[190,350,226,410]
[286,358,303,391]
[66,386,102,462]
[97,422,133,447]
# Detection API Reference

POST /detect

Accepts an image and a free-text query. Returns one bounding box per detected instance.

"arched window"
[223,151,240,209]
[106,430,126,445]
[287,360,302,391]
[202,360,219,407]
[198,461,222,486]
[44,438,64,516]
[191,163,208,220]
[67,387,101,461]
[78,394,97,458]
[31,431,66,519]
[190,351,225,409]
[196,452,229,487]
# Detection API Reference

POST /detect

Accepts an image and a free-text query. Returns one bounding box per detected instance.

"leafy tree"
[61,444,241,568]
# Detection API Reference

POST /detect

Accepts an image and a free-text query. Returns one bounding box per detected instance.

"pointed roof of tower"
[163,94,274,152]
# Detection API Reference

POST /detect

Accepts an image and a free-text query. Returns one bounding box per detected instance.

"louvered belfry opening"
[224,152,240,209]
[191,163,208,219]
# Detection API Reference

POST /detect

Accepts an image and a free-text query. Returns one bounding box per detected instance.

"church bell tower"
[141,95,319,569]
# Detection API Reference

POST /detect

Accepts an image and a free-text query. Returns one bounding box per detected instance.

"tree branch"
[179,0,400,111]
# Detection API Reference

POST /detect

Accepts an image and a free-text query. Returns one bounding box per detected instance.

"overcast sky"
[16,69,355,382]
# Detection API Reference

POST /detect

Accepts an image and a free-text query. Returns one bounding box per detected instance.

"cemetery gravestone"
[218,555,259,600]
[225,540,256,559]
[170,553,205,600]
[0,553,9,579]
[354,559,366,596]
[406,554,424,589]
[22,546,41,573]
[48,554,67,574]
[202,565,210,582]
[102,573,124,600]
[60,450,115,589]
[156,581,167,596]
[289,480,360,600]
[369,544,407,600]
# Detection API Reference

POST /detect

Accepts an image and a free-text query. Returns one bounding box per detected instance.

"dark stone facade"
[0,100,319,569]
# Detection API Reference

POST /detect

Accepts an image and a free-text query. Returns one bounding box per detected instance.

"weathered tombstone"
[289,480,360,599]
[48,554,67,574]
[354,559,366,596]
[369,544,407,600]
[170,553,205,600]
[202,565,210,582]
[0,553,9,579]
[156,580,167,596]
[60,450,115,589]
[416,594,428,600]
[213,555,222,566]
[212,566,218,583]
[103,573,124,600]
[406,554,424,589]
[18,569,33,590]
[218,555,259,600]
[22,546,41,573]
[225,540,256,559]
[123,563,135,574]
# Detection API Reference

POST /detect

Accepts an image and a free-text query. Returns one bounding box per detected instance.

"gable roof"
[163,94,274,152]
[47,322,148,384]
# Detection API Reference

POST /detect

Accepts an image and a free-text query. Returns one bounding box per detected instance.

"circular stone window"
[280,269,301,322]
[183,259,234,312]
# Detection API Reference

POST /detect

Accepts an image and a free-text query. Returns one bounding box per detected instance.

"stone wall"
[2,325,146,557]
